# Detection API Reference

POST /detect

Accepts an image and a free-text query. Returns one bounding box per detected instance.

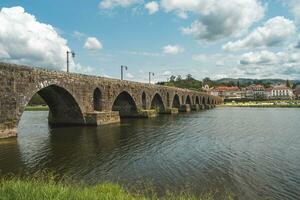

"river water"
[0,107,300,199]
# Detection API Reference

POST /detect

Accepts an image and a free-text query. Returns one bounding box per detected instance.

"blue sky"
[0,0,300,82]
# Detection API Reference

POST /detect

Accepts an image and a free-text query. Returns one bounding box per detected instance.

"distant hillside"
[157,75,300,91]
[215,78,300,85]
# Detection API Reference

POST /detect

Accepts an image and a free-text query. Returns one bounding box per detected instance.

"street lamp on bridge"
[66,51,75,73]
[121,65,128,80]
[149,72,154,84]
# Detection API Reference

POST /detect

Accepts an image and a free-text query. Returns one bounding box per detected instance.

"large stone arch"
[93,87,102,111]
[207,97,211,105]
[19,84,85,129]
[151,93,165,113]
[112,91,138,117]
[195,96,200,105]
[172,94,181,108]
[142,91,147,109]
[202,96,206,105]
[185,95,192,105]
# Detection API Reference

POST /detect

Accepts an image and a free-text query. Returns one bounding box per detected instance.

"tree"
[169,75,176,82]
[186,74,193,81]
[176,75,182,81]
[286,79,291,88]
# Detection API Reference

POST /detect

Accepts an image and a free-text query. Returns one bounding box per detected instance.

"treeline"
[157,75,298,91]
[157,74,203,91]
[28,94,46,106]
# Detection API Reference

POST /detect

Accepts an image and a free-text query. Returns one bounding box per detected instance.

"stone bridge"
[0,63,223,138]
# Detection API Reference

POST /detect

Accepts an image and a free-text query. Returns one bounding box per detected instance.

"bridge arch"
[93,88,102,111]
[185,95,192,105]
[112,91,138,117]
[202,96,206,105]
[167,92,170,107]
[207,97,211,105]
[142,92,147,109]
[151,93,165,113]
[172,94,181,108]
[195,96,200,105]
[21,84,85,127]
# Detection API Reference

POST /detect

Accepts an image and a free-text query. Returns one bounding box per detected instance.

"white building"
[269,85,294,99]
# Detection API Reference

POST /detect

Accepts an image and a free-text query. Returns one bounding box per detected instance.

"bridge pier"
[191,104,201,111]
[137,110,158,118]
[0,127,17,139]
[179,104,191,112]
[163,108,179,114]
[85,111,120,125]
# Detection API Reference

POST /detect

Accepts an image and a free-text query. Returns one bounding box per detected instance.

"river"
[0,107,300,200]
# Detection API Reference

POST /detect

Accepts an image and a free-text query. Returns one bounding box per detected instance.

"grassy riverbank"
[221,100,300,108]
[25,105,49,111]
[0,175,233,200]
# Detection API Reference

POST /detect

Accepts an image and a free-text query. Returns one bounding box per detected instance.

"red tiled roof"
[212,86,240,92]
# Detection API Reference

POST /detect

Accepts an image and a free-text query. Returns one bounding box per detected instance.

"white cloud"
[163,45,184,54]
[160,0,265,42]
[162,70,171,76]
[72,31,86,39]
[99,0,143,9]
[223,16,296,51]
[126,72,134,78]
[145,1,159,14]
[0,7,93,74]
[284,0,300,23]
[84,37,103,51]
[240,51,278,65]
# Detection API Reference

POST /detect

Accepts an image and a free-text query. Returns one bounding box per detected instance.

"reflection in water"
[0,108,300,199]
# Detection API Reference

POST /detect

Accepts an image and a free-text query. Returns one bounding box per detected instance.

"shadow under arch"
[93,88,102,111]
[186,95,192,105]
[207,97,211,105]
[195,96,200,105]
[19,84,85,128]
[142,92,147,109]
[172,94,181,108]
[151,93,165,113]
[112,91,138,118]
[202,96,206,105]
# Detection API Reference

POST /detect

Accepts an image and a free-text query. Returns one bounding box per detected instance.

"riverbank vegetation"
[25,105,49,111]
[0,174,233,200]
[221,100,300,108]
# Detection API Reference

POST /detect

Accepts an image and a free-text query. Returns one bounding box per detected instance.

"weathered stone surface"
[179,104,191,112]
[137,110,158,118]
[191,104,200,111]
[164,108,179,114]
[0,62,223,138]
[85,111,120,125]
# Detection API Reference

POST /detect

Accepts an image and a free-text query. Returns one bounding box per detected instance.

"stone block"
[137,110,158,118]
[85,111,120,126]
[163,108,179,114]
[191,104,200,111]
[179,104,191,112]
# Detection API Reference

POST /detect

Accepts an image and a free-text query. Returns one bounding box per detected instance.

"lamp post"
[149,72,154,84]
[66,51,75,73]
[121,65,128,80]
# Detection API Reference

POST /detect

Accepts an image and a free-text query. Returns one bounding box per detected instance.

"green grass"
[0,175,233,200]
[221,100,300,108]
[25,105,49,111]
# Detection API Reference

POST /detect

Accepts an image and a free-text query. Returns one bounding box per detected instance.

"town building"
[294,85,300,100]
[269,85,294,100]
[210,86,242,100]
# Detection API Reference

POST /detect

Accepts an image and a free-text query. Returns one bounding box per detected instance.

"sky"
[0,0,300,82]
